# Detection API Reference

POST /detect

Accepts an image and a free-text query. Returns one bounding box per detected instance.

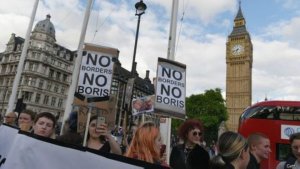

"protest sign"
[77,44,115,98]
[73,44,119,133]
[154,57,186,119]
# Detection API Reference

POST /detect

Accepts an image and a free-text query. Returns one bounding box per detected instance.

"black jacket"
[246,153,259,169]
[170,144,210,169]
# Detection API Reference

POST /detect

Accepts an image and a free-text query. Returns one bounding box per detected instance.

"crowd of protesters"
[2,109,299,169]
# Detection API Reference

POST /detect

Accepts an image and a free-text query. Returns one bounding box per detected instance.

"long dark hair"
[87,115,106,143]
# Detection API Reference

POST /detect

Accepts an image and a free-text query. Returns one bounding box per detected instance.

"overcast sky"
[0,0,300,103]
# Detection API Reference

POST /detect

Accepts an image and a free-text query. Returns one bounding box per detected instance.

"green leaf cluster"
[171,88,228,144]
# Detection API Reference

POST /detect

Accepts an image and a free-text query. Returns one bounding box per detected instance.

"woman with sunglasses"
[170,119,210,169]
[210,131,249,169]
[125,122,167,166]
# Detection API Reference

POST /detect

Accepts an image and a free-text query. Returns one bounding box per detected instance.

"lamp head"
[135,0,147,16]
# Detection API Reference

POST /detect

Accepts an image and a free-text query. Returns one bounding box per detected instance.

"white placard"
[154,57,186,119]
[77,50,114,97]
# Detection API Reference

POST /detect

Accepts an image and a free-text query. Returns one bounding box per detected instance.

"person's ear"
[249,144,256,151]
[240,149,249,160]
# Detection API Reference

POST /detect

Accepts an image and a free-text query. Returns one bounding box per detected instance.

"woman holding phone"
[86,115,122,155]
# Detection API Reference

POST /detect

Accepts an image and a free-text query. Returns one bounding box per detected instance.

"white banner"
[0,125,18,168]
[154,57,186,119]
[0,127,169,169]
[77,49,114,97]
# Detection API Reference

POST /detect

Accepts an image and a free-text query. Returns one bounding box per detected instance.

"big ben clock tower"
[226,2,253,131]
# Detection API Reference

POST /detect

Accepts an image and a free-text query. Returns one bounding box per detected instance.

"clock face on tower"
[231,44,244,55]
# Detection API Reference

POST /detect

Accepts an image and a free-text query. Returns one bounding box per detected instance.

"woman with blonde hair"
[210,131,249,169]
[125,122,166,165]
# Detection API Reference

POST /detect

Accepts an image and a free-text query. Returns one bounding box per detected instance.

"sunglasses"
[192,131,202,137]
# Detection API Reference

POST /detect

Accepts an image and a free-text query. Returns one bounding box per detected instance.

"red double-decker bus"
[238,100,300,169]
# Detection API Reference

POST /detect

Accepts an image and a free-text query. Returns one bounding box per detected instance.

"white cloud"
[267,17,300,48]
[252,38,300,101]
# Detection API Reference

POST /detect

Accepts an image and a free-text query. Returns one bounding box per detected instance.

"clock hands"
[232,45,243,55]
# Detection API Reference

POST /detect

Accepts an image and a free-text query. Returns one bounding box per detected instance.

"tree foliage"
[171,88,228,144]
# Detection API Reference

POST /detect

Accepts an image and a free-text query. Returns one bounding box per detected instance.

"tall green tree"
[172,88,228,144]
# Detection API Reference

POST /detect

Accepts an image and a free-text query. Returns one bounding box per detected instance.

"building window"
[23,91,33,102]
[10,65,14,72]
[29,63,33,71]
[33,63,38,71]
[61,87,65,94]
[32,52,36,59]
[39,79,44,89]
[35,93,41,103]
[110,79,119,95]
[51,97,56,106]
[6,78,10,86]
[1,65,6,73]
[49,69,54,78]
[28,63,37,71]
[58,98,63,108]
[0,78,3,86]
[13,65,17,73]
[47,82,52,91]
[23,77,28,85]
[41,65,46,72]
[56,72,61,81]
[43,95,49,105]
[63,74,68,82]
[9,78,14,85]
[28,77,36,86]
[54,85,59,93]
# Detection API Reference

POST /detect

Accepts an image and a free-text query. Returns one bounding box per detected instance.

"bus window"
[241,106,300,121]
[276,143,291,161]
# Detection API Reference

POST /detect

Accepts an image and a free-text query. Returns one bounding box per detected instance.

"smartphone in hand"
[160,144,166,157]
[96,116,105,128]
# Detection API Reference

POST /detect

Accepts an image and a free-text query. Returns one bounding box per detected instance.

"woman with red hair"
[125,122,166,165]
[170,119,210,169]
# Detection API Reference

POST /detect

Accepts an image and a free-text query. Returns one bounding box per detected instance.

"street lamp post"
[121,1,147,146]
[131,0,147,76]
